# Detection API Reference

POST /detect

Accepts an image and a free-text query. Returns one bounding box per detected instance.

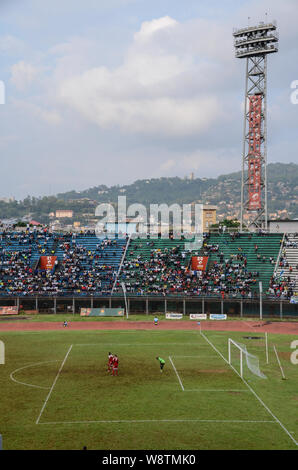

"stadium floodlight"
[233,20,278,231]
[228,338,267,379]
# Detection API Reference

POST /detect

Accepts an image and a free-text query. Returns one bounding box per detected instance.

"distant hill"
[0,162,297,224]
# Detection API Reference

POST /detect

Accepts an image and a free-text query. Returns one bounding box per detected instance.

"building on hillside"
[0,197,15,203]
[29,220,42,226]
[202,205,217,231]
[55,210,73,218]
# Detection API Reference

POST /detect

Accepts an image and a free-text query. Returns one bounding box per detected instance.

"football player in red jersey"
[112,354,119,376]
[107,352,114,373]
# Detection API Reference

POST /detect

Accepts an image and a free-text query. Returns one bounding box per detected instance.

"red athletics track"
[0,320,297,335]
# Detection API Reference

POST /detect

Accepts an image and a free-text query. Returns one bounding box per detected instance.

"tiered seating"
[0,230,288,297]
[272,234,298,296]
[0,231,127,295]
[0,231,55,267]
[201,232,282,292]
[116,237,197,294]
[74,236,126,268]
[125,237,194,263]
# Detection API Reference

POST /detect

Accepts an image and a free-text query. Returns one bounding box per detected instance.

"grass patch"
[0,329,297,449]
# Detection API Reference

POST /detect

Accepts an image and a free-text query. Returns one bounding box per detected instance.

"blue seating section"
[0,232,55,267]
[74,236,126,268]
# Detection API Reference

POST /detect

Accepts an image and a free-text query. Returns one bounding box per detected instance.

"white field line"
[36,345,73,425]
[170,355,220,358]
[169,355,247,393]
[75,343,211,347]
[10,360,59,390]
[169,356,184,391]
[200,332,298,447]
[38,418,275,425]
[184,389,249,393]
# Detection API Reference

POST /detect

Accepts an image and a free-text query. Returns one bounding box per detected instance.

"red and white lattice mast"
[233,21,278,231]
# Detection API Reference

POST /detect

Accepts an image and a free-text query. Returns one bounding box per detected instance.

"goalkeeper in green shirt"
[156,356,165,373]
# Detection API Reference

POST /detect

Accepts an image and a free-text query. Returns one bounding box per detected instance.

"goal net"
[228,338,267,379]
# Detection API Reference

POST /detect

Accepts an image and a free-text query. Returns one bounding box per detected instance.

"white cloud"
[10,61,41,91]
[134,16,178,42]
[13,99,62,125]
[58,16,227,137]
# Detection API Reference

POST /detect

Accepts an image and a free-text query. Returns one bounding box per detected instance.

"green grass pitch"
[0,328,297,449]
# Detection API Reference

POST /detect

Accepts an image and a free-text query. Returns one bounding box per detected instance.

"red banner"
[0,306,18,315]
[40,256,57,270]
[248,95,262,210]
[191,256,208,271]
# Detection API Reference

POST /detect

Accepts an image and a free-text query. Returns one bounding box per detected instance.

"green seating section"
[118,237,197,293]
[126,238,194,264]
[202,233,282,292]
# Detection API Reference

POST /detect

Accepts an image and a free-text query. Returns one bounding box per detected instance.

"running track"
[0,320,297,335]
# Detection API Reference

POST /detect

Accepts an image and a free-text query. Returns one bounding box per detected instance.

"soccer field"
[1,328,297,450]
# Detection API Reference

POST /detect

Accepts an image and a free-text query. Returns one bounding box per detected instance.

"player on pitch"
[112,354,119,376]
[156,356,165,373]
[107,352,114,373]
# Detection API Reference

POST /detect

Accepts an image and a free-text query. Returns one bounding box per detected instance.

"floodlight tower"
[233,21,278,231]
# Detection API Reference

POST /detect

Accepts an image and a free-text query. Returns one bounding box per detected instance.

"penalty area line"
[169,356,184,391]
[36,345,73,425]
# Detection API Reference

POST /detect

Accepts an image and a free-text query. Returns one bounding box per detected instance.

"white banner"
[190,314,207,320]
[209,314,227,320]
[166,313,183,320]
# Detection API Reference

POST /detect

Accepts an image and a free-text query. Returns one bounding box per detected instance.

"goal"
[228,338,267,379]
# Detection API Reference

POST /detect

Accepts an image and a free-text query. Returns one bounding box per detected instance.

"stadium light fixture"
[233,21,278,231]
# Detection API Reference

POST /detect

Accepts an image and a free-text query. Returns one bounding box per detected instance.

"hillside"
[0,163,297,224]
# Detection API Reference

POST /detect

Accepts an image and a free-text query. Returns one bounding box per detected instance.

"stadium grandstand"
[0,228,297,315]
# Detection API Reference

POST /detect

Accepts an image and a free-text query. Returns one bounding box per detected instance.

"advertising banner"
[248,94,262,211]
[190,314,207,320]
[80,308,124,317]
[248,158,261,210]
[0,306,18,315]
[165,313,183,320]
[40,256,57,270]
[209,314,227,320]
[191,256,208,271]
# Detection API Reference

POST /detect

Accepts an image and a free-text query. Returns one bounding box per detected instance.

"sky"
[0,0,297,200]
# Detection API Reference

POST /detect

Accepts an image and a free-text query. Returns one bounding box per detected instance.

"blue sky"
[0,0,297,199]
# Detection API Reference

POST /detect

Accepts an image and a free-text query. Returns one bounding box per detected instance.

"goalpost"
[228,338,267,379]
